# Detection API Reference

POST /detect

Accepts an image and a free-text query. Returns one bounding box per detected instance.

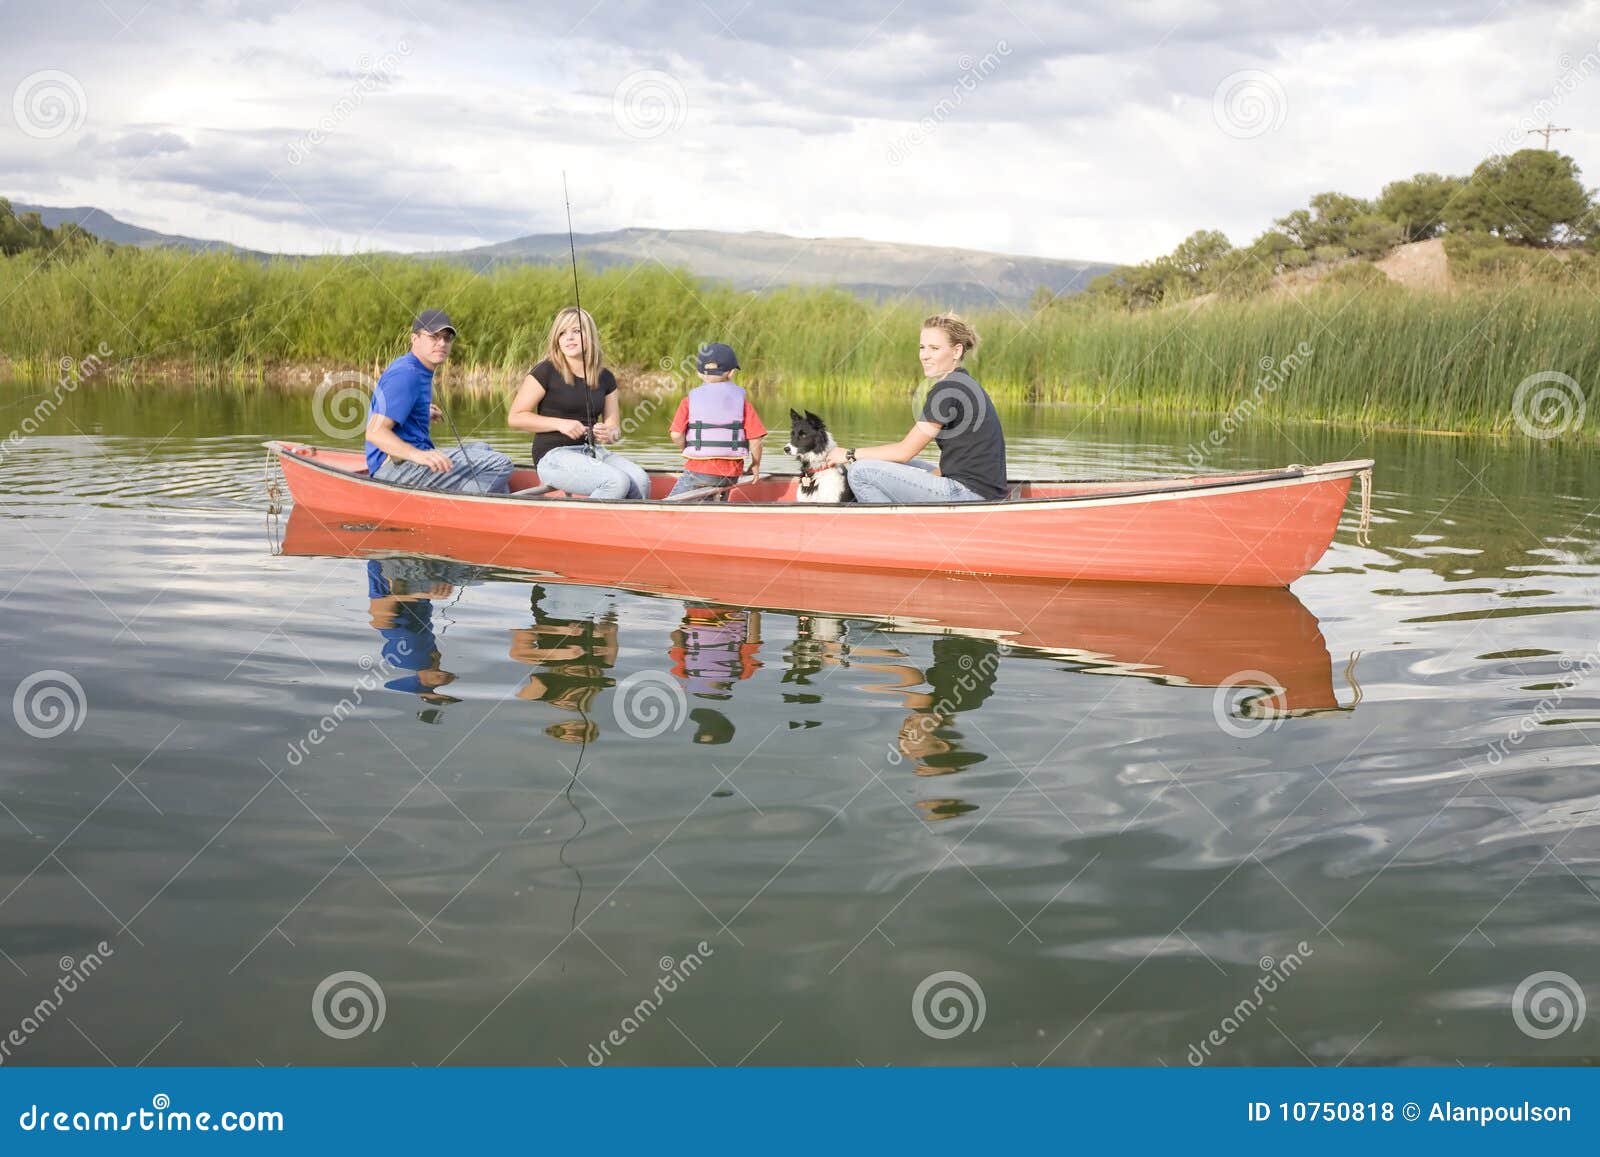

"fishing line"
[559,696,592,936]
[563,171,597,452]
[430,351,489,491]
[429,571,473,644]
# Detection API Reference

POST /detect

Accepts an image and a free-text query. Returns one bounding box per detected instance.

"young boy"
[667,342,766,499]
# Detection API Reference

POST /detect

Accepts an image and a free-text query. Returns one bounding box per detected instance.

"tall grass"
[2,246,1596,434]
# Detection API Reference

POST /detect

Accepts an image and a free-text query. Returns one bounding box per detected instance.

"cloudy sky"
[2,0,1597,264]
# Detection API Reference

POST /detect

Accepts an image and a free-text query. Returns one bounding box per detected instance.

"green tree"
[1168,230,1233,280]
[1087,262,1185,310]
[0,198,100,258]
[1347,214,1404,257]
[1272,208,1316,250]
[1445,150,1592,245]
[1377,173,1465,241]
[1274,192,1372,251]
[1208,248,1274,299]
[1308,192,1371,237]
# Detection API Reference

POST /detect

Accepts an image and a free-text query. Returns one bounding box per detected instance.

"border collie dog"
[785,409,854,503]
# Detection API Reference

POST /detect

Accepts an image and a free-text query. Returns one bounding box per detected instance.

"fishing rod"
[433,384,488,490]
[563,171,597,452]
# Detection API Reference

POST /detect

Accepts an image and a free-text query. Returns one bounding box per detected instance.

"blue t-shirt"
[365,352,434,474]
[367,561,438,693]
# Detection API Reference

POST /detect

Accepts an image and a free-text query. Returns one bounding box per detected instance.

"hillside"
[10,202,1112,305]
[12,202,263,256]
[429,227,1115,305]
[1373,238,1450,290]
[1180,238,1453,310]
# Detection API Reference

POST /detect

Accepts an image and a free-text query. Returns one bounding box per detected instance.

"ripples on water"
[2,389,1599,1066]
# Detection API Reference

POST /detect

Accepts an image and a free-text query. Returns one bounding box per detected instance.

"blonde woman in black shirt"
[824,313,1008,503]
[508,307,651,499]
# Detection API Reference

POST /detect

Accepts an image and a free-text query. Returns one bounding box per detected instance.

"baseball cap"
[412,309,457,336]
[696,342,740,374]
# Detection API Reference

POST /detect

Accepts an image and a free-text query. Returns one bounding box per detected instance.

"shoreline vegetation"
[3,246,1596,437]
[4,146,1600,438]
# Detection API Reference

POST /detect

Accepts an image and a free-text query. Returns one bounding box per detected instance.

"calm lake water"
[2,378,1598,1066]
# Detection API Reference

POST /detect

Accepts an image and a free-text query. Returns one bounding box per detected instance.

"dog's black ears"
[805,410,821,423]
[789,407,803,422]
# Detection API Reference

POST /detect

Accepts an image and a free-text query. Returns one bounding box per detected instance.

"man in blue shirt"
[364,310,514,494]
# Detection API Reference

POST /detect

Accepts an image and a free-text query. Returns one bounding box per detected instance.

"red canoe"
[266,441,1372,587]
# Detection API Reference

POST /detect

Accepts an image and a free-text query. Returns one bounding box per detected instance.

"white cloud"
[1,0,1596,263]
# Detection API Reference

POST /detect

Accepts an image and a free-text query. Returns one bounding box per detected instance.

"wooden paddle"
[663,473,762,503]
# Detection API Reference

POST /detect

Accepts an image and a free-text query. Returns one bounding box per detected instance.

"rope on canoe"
[264,449,285,551]
[1343,649,1365,708]
[1355,466,1373,547]
[264,448,285,514]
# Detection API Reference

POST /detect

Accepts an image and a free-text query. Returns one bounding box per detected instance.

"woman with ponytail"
[825,313,1008,503]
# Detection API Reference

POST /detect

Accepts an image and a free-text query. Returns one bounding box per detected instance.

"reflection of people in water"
[670,607,762,699]
[863,635,1000,778]
[367,558,477,714]
[510,584,620,743]
[777,615,992,819]
[668,606,762,746]
[780,614,854,718]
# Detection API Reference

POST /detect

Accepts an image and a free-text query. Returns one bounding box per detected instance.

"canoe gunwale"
[264,441,1373,513]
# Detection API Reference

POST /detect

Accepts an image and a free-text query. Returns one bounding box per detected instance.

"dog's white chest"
[798,467,847,503]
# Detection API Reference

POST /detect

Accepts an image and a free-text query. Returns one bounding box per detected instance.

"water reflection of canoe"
[266,441,1371,586]
[280,511,1343,715]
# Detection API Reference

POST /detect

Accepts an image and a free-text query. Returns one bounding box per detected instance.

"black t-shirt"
[918,369,1008,500]
[527,358,618,465]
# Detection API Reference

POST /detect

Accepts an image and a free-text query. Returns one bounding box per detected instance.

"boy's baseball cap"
[696,342,740,374]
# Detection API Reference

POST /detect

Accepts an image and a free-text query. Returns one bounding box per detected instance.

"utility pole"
[1532,123,1571,149]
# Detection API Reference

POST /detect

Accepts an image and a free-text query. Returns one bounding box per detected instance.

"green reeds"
[3,246,1597,435]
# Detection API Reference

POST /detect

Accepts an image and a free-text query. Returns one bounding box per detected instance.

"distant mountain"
[11,202,262,256]
[431,227,1115,304]
[10,201,1113,303]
